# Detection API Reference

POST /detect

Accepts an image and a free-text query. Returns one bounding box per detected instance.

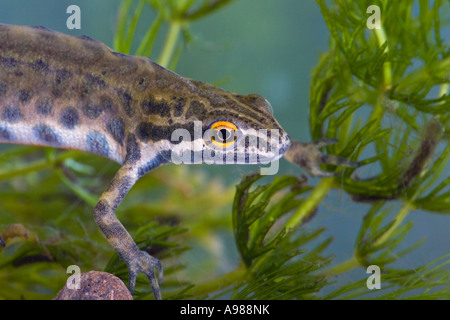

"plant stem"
[374,26,392,90]
[0,151,80,181]
[374,201,414,246]
[158,22,181,69]
[113,0,133,52]
[285,177,334,229]
[56,169,98,207]
[367,25,392,126]
[123,0,145,54]
[326,255,359,276]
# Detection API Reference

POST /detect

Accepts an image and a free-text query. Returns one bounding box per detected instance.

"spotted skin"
[33,124,61,146]
[60,107,80,129]
[36,98,53,115]
[0,24,358,300]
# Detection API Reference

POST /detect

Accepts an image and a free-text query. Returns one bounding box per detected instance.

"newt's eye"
[209,121,238,148]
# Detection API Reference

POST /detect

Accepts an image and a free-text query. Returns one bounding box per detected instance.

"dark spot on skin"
[17,89,31,104]
[105,222,129,240]
[245,153,252,164]
[32,58,48,73]
[244,135,260,151]
[160,150,172,161]
[0,81,7,96]
[78,35,95,41]
[117,89,134,117]
[107,118,125,145]
[82,73,106,94]
[112,177,133,209]
[137,153,169,178]
[53,69,71,97]
[0,56,17,69]
[232,152,241,163]
[168,119,173,125]
[36,98,53,115]
[101,97,113,112]
[118,177,132,198]
[1,106,21,123]
[266,130,272,144]
[60,107,80,129]
[141,96,170,117]
[125,133,141,163]
[98,221,117,239]
[83,102,103,119]
[172,96,186,117]
[93,200,110,220]
[112,51,126,58]
[33,124,60,146]
[30,26,51,31]
[137,120,206,144]
[86,132,109,158]
[0,126,12,141]
[105,176,134,209]
[105,177,118,192]
[14,71,23,77]
[136,77,149,91]
[159,150,172,163]
[185,100,206,119]
[136,122,172,142]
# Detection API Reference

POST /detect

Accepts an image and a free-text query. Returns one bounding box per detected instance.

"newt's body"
[0,24,357,299]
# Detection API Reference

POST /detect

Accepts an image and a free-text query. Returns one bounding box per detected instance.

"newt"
[0,24,358,299]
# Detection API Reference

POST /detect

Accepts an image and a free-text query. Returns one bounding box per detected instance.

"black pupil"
[218,129,230,142]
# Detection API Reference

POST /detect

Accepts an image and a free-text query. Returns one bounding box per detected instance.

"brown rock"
[54,271,133,300]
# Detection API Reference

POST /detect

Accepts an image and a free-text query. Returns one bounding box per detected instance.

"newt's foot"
[126,249,163,300]
[284,139,360,177]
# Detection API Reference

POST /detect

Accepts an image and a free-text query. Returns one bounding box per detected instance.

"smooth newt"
[0,24,358,299]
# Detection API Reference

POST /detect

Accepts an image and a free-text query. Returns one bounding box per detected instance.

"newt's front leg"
[93,134,165,300]
[284,139,360,177]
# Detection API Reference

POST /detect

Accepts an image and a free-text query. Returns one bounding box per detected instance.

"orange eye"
[210,121,238,148]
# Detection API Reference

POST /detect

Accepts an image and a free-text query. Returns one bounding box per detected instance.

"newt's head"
[154,77,359,177]
[165,79,291,166]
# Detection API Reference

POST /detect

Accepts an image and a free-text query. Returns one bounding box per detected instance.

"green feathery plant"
[0,0,448,299]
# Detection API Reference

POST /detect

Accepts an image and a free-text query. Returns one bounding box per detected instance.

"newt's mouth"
[279,134,291,156]
[255,132,291,164]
